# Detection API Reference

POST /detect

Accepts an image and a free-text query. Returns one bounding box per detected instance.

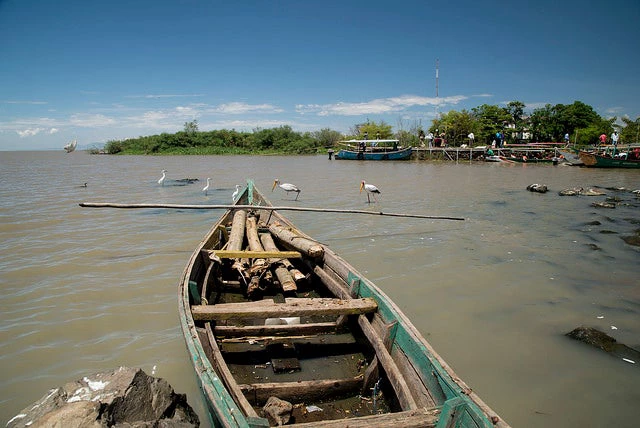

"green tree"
[184,120,199,134]
[506,101,528,141]
[352,120,393,140]
[313,128,343,147]
[620,116,640,145]
[530,104,561,142]
[429,110,476,146]
[470,104,510,144]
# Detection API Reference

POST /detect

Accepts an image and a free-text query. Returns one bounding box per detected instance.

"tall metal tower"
[435,59,440,119]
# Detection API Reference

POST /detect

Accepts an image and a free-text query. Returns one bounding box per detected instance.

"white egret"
[232,185,241,202]
[272,179,301,200]
[158,170,167,186]
[202,178,211,195]
[360,180,380,203]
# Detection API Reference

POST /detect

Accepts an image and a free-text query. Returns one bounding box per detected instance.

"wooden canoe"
[178,180,509,427]
[578,149,640,168]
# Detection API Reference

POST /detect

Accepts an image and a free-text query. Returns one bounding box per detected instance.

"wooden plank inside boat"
[191,297,378,321]
[289,407,441,428]
[205,249,302,259]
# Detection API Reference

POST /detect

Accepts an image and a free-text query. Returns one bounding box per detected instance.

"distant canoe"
[64,139,77,153]
[336,140,412,160]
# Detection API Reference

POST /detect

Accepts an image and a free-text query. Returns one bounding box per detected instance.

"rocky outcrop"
[559,187,583,196]
[526,184,548,193]
[566,327,639,365]
[7,367,199,427]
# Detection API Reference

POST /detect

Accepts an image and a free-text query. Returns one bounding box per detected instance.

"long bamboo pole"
[79,202,465,221]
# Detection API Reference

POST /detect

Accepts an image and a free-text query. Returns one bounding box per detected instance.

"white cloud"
[17,128,44,137]
[296,94,468,116]
[524,102,550,110]
[69,113,117,127]
[125,94,205,99]
[212,102,284,114]
[202,118,291,130]
[49,128,59,134]
[4,100,47,105]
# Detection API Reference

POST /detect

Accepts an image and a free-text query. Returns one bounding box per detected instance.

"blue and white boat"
[336,139,412,160]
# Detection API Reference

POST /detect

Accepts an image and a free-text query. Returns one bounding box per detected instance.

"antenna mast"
[436,58,439,99]
[435,59,440,119]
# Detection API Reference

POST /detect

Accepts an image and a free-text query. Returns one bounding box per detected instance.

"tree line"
[430,101,638,146]
[103,123,343,155]
[101,102,639,155]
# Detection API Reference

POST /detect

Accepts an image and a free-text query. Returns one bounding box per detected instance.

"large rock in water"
[7,367,199,427]
[566,327,640,365]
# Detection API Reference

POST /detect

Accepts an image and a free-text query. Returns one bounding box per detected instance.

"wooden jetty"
[411,145,565,162]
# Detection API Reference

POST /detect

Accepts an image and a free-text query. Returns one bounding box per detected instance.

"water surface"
[1,151,639,427]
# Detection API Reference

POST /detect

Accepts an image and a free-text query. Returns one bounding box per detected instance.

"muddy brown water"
[1,151,639,427]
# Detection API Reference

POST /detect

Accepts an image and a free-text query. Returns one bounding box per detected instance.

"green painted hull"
[179,180,509,427]
[336,147,412,160]
[579,150,640,168]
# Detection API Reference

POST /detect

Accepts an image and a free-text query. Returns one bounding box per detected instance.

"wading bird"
[272,179,301,200]
[202,178,211,195]
[360,180,380,203]
[158,170,167,186]
[232,184,241,202]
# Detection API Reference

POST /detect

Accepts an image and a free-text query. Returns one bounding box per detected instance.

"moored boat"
[557,148,583,165]
[178,180,509,427]
[335,139,412,160]
[578,148,640,168]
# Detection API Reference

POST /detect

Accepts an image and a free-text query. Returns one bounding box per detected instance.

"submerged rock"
[582,188,607,196]
[566,327,640,365]
[591,202,616,209]
[622,229,640,247]
[527,183,548,193]
[567,326,618,352]
[559,187,583,196]
[7,367,199,428]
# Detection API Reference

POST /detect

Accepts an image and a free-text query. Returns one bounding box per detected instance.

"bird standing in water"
[202,178,211,195]
[158,170,167,186]
[272,179,301,200]
[360,180,380,203]
[232,185,241,202]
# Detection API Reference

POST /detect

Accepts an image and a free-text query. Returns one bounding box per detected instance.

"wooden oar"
[79,202,465,221]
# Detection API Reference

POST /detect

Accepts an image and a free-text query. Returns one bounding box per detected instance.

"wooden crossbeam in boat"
[203,249,302,259]
[213,322,340,337]
[191,297,377,321]
[239,375,363,405]
[291,407,441,428]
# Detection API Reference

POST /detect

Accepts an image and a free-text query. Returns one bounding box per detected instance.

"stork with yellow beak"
[272,179,301,200]
[360,180,380,203]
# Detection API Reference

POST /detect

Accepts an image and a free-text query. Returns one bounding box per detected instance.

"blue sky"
[1,0,638,150]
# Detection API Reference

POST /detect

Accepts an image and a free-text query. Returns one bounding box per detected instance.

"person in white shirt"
[611,131,619,146]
